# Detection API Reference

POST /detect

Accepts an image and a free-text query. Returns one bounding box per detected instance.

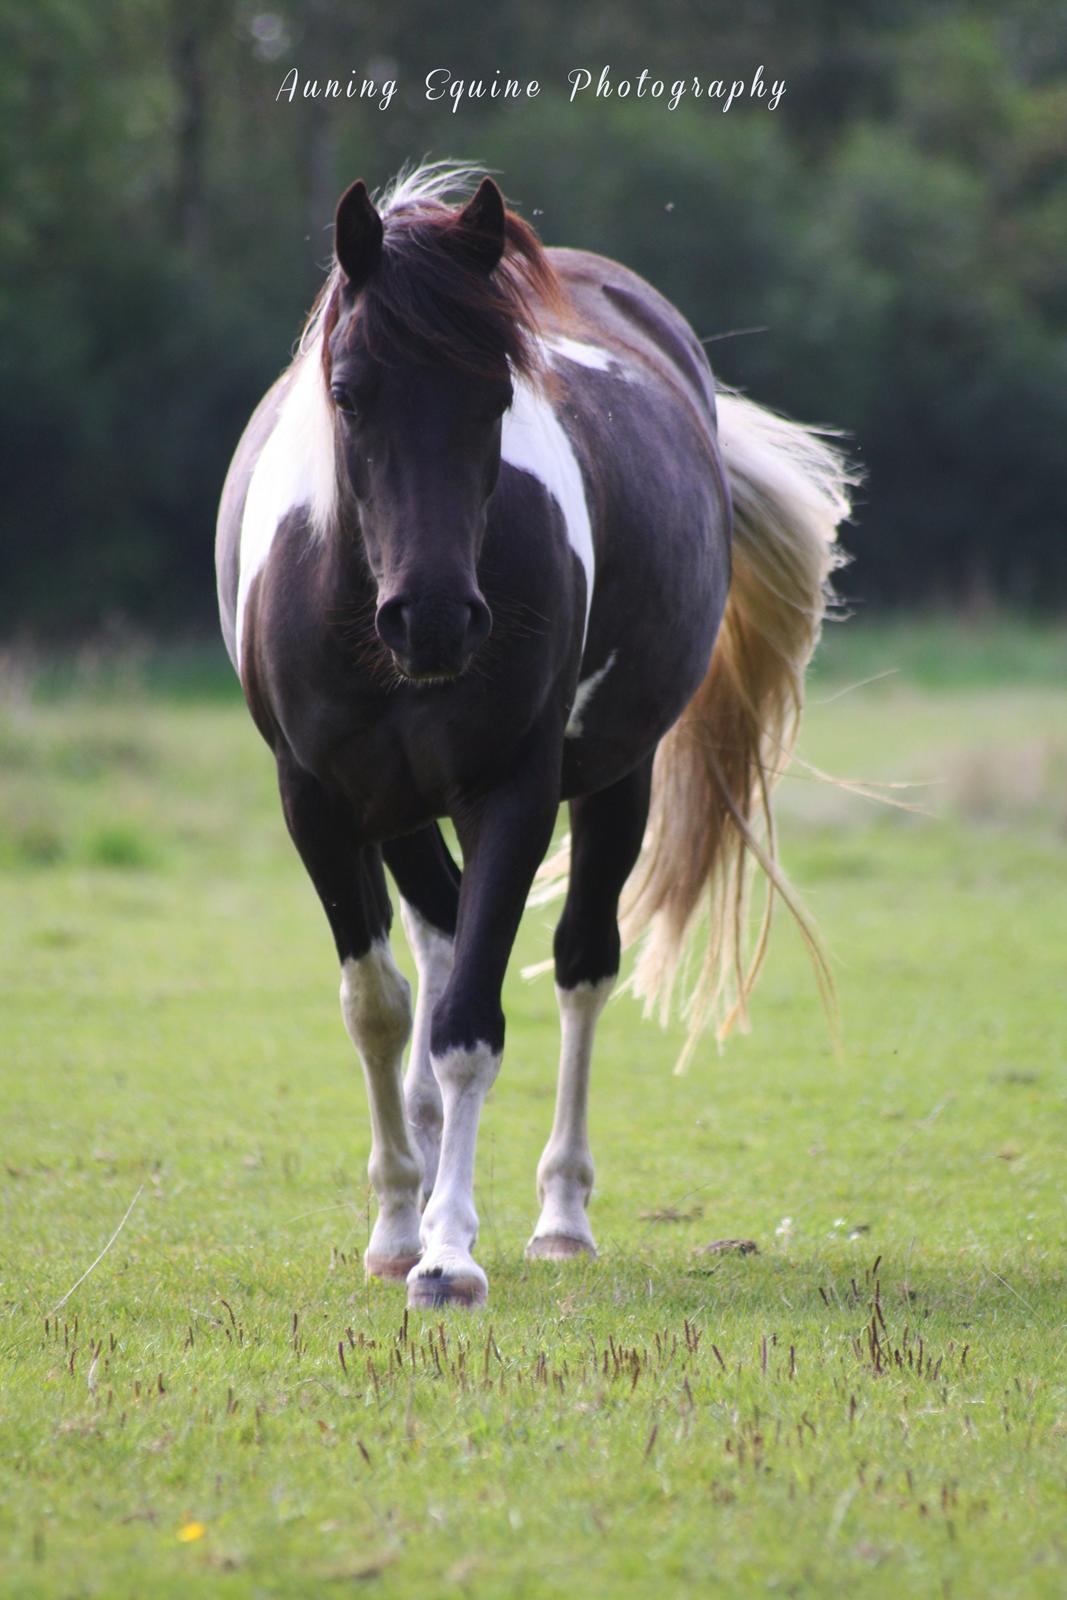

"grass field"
[2,620,1065,1598]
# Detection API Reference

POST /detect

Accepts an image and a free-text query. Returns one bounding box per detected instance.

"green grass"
[810,611,1067,690]
[2,619,1065,1598]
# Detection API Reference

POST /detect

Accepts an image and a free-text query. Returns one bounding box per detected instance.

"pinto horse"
[216,164,851,1308]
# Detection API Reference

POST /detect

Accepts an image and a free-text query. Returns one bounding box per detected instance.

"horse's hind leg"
[278,757,423,1280]
[527,759,653,1262]
[383,826,459,1204]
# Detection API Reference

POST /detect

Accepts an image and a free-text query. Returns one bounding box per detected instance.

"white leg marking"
[339,943,423,1278]
[565,649,618,739]
[527,979,613,1260]
[407,1042,501,1307]
[399,902,453,1203]
[503,379,595,650]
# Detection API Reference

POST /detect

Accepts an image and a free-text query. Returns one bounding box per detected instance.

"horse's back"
[548,247,719,428]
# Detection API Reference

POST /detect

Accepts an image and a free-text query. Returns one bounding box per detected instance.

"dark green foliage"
[2,0,1064,631]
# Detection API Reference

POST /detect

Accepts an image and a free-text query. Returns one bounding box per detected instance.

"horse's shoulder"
[217,369,294,554]
[216,363,309,670]
[226,370,295,493]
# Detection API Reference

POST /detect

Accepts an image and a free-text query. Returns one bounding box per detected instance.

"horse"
[216,163,852,1309]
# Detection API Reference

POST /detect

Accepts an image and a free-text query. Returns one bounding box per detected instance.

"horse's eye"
[331,385,359,417]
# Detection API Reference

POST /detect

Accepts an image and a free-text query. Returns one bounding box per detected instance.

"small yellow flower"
[178,1521,206,1542]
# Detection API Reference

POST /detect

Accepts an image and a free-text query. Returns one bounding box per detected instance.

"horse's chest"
[300,691,538,840]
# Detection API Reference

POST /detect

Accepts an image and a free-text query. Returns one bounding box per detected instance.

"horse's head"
[324,176,551,684]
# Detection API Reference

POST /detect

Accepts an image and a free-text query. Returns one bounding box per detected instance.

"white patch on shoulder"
[234,347,336,667]
[544,335,639,384]
[502,380,595,648]
[544,335,614,372]
[565,649,617,739]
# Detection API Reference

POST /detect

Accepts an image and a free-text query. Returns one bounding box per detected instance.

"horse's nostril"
[376,590,490,675]
[375,597,411,654]
[466,597,492,650]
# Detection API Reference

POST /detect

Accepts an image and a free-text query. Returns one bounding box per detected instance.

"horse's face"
[327,322,507,682]
[328,180,512,684]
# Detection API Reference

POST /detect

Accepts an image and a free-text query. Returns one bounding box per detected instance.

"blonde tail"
[619,390,856,1068]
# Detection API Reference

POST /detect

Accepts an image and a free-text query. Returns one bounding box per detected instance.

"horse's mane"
[305,163,562,380]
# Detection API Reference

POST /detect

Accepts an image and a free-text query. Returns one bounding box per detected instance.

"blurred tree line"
[2,0,1065,634]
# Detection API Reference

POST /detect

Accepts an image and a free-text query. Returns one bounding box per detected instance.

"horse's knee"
[429,985,505,1062]
[553,909,620,991]
[429,1038,502,1100]
[340,942,412,1064]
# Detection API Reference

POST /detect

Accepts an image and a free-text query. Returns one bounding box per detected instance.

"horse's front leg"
[406,743,560,1309]
[278,758,424,1280]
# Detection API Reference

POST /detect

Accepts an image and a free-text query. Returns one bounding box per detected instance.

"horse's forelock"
[318,191,562,383]
[318,285,342,382]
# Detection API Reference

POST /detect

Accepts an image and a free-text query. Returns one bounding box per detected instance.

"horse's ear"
[334,180,383,289]
[445,177,507,275]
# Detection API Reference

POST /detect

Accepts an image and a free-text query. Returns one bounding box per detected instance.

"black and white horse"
[216,164,851,1308]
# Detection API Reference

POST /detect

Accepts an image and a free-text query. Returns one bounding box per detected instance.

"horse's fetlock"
[421,1193,479,1252]
[538,1156,594,1204]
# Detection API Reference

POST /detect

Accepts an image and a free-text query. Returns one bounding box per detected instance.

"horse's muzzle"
[376,591,492,681]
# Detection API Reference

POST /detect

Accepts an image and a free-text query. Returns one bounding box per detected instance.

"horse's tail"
[618,390,855,1067]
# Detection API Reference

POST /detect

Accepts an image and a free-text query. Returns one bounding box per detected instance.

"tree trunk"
[170,2,208,258]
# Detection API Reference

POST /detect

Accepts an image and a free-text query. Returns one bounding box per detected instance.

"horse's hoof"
[365,1251,421,1282]
[525,1232,597,1261]
[406,1263,487,1309]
